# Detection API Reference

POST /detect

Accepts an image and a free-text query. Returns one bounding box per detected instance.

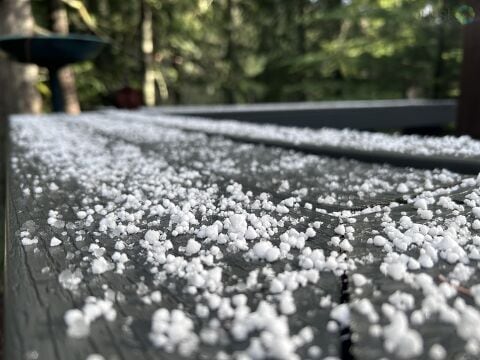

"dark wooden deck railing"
[152,99,457,130]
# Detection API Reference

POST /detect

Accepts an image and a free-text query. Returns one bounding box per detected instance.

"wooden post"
[48,0,81,114]
[457,3,480,137]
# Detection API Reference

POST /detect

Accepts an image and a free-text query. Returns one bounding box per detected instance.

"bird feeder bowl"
[0,34,108,112]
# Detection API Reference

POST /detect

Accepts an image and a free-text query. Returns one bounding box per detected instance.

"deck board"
[6,112,480,360]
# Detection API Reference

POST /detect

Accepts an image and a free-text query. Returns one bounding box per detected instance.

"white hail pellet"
[330,304,350,327]
[144,229,160,243]
[396,183,409,193]
[91,257,111,274]
[352,273,367,287]
[334,224,346,235]
[50,237,62,247]
[429,344,446,360]
[373,235,387,247]
[185,238,201,255]
[86,355,105,360]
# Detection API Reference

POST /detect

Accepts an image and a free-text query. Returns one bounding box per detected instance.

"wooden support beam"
[457,4,480,138]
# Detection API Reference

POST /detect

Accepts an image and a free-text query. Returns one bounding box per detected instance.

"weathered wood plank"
[6,113,480,360]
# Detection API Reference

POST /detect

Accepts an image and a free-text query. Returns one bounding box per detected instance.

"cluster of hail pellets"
[10,112,480,360]
[124,110,480,158]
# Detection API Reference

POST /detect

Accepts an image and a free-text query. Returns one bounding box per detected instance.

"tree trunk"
[295,0,307,101]
[48,0,81,114]
[165,6,181,104]
[457,4,480,137]
[223,0,236,104]
[97,0,109,18]
[0,0,42,118]
[141,0,156,107]
[432,0,446,99]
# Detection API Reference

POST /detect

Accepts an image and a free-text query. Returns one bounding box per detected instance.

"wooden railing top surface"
[5,111,480,360]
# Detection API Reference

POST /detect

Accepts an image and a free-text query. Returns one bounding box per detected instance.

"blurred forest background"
[0,0,477,112]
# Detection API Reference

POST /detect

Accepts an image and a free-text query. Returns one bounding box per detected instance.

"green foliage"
[32,0,467,108]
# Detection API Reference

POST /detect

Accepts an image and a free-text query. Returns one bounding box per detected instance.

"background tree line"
[0,0,475,113]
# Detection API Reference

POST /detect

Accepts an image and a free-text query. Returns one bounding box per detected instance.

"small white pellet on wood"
[50,237,62,247]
